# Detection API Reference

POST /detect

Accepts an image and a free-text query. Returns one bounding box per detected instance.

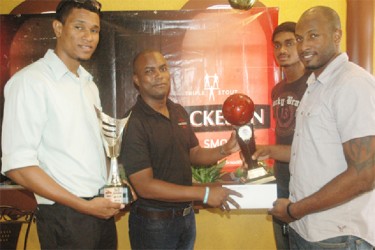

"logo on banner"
[204,73,219,101]
[181,72,239,101]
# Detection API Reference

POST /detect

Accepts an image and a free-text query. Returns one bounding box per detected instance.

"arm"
[3,76,123,219]
[6,166,123,219]
[189,130,240,166]
[252,144,291,162]
[129,168,241,210]
[270,136,375,222]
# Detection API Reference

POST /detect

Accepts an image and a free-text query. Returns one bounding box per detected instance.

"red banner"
[167,8,279,171]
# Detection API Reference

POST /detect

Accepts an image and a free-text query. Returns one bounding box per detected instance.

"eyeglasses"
[56,0,102,15]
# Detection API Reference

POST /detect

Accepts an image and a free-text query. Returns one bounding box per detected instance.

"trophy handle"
[236,123,258,170]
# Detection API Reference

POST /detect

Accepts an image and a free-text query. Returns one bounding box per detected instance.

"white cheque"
[223,184,277,209]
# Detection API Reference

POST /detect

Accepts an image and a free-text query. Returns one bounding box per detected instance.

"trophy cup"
[222,93,260,181]
[95,106,133,204]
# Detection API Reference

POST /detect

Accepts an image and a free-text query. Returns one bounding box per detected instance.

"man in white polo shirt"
[1,0,123,249]
[252,6,375,249]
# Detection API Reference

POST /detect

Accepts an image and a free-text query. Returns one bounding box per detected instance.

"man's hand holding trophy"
[222,93,259,182]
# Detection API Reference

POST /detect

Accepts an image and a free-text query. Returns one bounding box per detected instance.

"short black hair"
[272,22,296,42]
[132,49,162,73]
[55,0,102,24]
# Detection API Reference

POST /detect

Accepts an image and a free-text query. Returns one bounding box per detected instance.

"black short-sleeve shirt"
[271,72,309,197]
[120,95,199,208]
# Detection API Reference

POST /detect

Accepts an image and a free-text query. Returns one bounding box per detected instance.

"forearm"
[131,176,206,203]
[272,137,375,223]
[253,144,291,162]
[6,166,87,212]
[190,146,229,166]
[190,131,240,166]
[270,145,291,162]
[289,166,374,219]
[129,168,242,210]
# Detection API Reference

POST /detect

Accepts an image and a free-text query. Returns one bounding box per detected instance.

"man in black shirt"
[121,50,242,250]
[271,22,308,249]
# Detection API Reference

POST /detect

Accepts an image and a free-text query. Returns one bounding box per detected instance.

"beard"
[305,64,322,71]
[304,59,330,72]
[78,56,92,63]
[152,88,171,100]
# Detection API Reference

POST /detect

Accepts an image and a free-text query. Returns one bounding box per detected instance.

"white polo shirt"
[289,53,375,245]
[1,49,107,204]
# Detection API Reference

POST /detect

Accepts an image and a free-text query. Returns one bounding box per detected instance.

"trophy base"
[246,167,275,184]
[247,167,268,179]
[99,185,132,204]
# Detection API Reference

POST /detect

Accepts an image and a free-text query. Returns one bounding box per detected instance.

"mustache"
[277,53,289,58]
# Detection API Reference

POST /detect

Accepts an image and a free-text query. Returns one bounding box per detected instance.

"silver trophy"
[95,106,133,204]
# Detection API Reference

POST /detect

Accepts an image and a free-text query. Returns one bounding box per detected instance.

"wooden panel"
[347,0,374,73]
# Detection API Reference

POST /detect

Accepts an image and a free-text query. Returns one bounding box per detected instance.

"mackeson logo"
[184,104,271,133]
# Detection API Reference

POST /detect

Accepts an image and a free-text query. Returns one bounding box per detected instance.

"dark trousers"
[289,227,373,250]
[273,216,290,250]
[273,185,290,249]
[36,203,117,249]
[129,204,196,250]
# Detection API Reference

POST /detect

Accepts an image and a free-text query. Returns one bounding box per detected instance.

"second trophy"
[222,93,258,177]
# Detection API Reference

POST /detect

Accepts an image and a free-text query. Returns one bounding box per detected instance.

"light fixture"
[228,0,257,10]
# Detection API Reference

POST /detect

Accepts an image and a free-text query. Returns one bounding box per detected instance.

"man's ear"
[333,28,342,45]
[52,19,63,38]
[133,75,140,90]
